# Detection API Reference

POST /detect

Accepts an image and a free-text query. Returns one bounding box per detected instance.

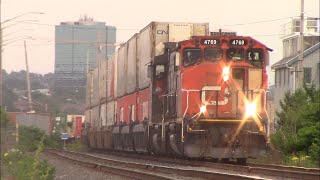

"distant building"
[267,85,276,135]
[54,15,116,88]
[7,112,53,135]
[271,17,320,123]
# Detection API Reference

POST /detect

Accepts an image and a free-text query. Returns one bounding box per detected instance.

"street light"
[2,20,38,30]
[0,11,44,109]
[1,12,44,25]
[2,37,34,47]
[3,36,33,43]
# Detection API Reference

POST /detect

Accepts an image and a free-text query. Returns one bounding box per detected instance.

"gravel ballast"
[41,152,131,180]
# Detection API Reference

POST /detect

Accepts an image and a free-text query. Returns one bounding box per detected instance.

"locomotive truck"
[84,22,272,163]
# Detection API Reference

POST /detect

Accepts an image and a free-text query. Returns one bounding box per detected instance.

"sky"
[1,0,319,85]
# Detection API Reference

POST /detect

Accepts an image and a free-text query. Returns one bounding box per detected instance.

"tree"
[0,108,9,127]
[272,85,320,165]
[18,126,47,152]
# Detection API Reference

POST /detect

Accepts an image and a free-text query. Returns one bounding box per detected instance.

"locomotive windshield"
[227,48,244,60]
[247,49,264,67]
[183,48,201,66]
[204,48,222,61]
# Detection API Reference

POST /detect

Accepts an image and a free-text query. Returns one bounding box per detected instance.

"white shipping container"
[99,60,107,99]
[107,53,117,99]
[100,103,107,126]
[85,109,91,124]
[168,23,193,42]
[117,44,128,97]
[106,101,115,126]
[137,26,152,89]
[92,68,100,105]
[127,34,138,93]
[193,23,209,36]
[113,52,118,98]
[86,71,93,107]
[92,106,100,128]
[137,22,209,89]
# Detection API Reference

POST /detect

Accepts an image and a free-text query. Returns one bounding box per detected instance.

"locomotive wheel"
[236,158,247,165]
[220,158,230,163]
[210,158,218,163]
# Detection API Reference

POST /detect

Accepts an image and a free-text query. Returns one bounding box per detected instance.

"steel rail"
[90,149,320,180]
[47,150,176,180]
[46,149,262,180]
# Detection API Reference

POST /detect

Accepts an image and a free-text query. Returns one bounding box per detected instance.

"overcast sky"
[1,0,319,85]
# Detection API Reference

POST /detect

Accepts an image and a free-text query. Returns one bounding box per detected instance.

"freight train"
[84,22,272,163]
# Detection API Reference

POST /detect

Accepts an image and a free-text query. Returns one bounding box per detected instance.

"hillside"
[2,70,85,114]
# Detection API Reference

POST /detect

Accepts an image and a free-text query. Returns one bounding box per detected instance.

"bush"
[18,126,63,151]
[3,138,55,180]
[0,108,8,127]
[18,126,47,152]
[66,140,88,152]
[45,132,63,149]
[271,85,320,167]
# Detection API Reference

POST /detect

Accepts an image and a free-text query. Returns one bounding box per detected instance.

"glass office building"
[54,16,116,88]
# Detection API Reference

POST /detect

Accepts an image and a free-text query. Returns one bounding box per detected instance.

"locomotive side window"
[227,48,244,60]
[155,65,166,80]
[204,48,222,61]
[247,49,263,67]
[183,48,201,66]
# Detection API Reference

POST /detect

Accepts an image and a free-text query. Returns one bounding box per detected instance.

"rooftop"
[271,42,320,69]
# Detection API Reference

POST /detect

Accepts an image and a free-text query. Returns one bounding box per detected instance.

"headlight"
[200,105,206,113]
[223,75,229,81]
[245,102,256,116]
[222,67,230,82]
[223,67,230,75]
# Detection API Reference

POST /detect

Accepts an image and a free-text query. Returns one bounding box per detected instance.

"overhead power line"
[221,16,297,27]
[23,22,139,31]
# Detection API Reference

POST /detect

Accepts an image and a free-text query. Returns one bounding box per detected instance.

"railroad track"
[46,149,263,180]
[90,149,320,180]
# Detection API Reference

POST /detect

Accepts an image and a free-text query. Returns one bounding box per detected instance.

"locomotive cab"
[148,36,271,161]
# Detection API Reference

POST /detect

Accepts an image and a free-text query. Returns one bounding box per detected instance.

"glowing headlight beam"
[200,105,206,113]
[245,102,256,117]
[223,75,229,82]
[222,67,230,82]
[222,67,230,75]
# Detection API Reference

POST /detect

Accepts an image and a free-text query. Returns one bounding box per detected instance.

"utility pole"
[24,40,33,112]
[86,50,90,73]
[0,0,3,110]
[297,0,304,88]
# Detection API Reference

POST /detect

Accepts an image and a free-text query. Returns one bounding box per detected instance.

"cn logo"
[157,30,168,34]
[201,86,229,105]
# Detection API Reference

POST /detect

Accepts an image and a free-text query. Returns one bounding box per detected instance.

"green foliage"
[3,141,55,180]
[18,126,47,152]
[0,108,9,127]
[18,126,63,151]
[66,140,88,152]
[2,69,84,114]
[30,136,55,180]
[271,85,320,166]
[45,132,63,149]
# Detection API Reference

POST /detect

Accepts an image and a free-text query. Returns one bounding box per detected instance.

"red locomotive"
[85,22,271,163]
